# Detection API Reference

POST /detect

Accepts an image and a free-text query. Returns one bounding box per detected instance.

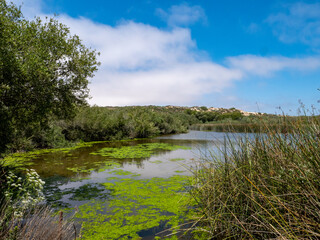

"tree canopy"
[0,0,99,152]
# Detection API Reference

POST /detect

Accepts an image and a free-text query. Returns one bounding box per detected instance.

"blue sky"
[12,0,320,114]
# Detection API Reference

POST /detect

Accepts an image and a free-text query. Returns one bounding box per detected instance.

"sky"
[10,0,320,114]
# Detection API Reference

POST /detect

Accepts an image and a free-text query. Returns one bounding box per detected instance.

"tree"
[0,0,99,152]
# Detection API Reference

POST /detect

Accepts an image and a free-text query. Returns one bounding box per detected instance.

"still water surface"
[27,130,247,239]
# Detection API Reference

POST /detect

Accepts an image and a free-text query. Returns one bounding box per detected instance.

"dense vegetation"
[191,113,316,132]
[0,1,98,238]
[0,0,99,154]
[185,107,244,123]
[1,103,254,154]
[0,2,254,238]
[50,106,198,144]
[191,115,320,239]
[3,1,320,239]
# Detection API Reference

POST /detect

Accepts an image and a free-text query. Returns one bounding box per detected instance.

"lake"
[25,130,249,239]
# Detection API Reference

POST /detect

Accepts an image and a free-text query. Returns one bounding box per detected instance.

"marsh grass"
[191,123,290,133]
[0,204,77,240]
[190,115,320,239]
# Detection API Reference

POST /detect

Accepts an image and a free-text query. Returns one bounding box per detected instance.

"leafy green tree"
[0,0,99,152]
[200,106,208,111]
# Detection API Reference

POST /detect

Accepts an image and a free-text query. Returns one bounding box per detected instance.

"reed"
[190,115,320,239]
[0,205,77,240]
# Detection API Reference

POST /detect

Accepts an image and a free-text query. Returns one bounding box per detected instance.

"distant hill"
[164,105,261,116]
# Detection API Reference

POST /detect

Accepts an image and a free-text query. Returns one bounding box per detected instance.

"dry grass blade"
[0,204,77,240]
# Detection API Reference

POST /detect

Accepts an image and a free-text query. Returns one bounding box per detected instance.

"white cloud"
[156,4,207,27]
[9,0,320,108]
[266,2,320,47]
[59,17,197,70]
[91,62,242,106]
[227,55,320,76]
[8,0,242,106]
[58,16,242,105]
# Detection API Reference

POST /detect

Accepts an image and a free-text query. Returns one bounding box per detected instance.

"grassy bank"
[3,105,253,154]
[191,115,320,239]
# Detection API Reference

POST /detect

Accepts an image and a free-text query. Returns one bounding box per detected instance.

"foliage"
[191,113,319,133]
[191,115,320,239]
[185,108,243,123]
[61,106,198,142]
[0,0,99,153]
[200,106,208,111]
[32,122,76,149]
[0,164,49,239]
[4,169,45,217]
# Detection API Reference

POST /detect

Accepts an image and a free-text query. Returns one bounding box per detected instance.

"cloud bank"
[10,0,320,107]
[59,16,242,105]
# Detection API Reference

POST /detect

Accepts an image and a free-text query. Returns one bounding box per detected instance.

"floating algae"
[76,175,195,239]
[109,169,140,176]
[6,138,201,238]
[170,158,185,162]
[150,160,163,164]
[90,143,190,159]
[1,141,108,169]
[66,161,121,173]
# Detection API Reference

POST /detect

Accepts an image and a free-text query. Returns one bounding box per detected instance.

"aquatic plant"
[170,158,185,162]
[91,143,190,159]
[109,169,139,176]
[68,183,111,201]
[150,160,163,164]
[1,141,106,169]
[76,176,195,239]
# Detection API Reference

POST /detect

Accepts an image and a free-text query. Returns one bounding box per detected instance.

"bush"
[0,157,77,240]
[2,168,45,219]
[61,106,198,142]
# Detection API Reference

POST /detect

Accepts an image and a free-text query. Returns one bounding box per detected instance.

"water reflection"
[29,131,253,206]
[26,130,252,238]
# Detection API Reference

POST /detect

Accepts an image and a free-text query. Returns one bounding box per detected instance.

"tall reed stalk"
[190,115,320,239]
[0,204,77,240]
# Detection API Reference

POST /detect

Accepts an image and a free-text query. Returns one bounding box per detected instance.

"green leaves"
[0,1,99,152]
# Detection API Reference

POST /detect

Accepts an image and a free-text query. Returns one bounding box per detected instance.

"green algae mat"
[1,141,104,169]
[3,139,201,239]
[76,176,195,239]
[90,143,190,159]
